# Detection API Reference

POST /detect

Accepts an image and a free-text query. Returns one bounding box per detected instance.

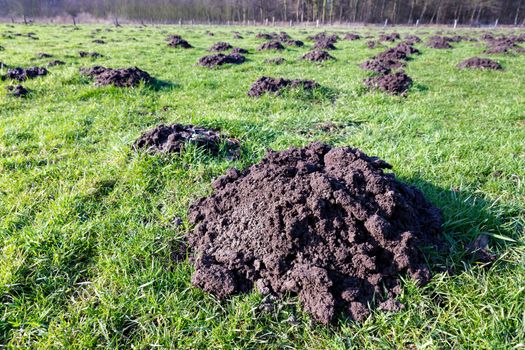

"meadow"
[0,23,524,349]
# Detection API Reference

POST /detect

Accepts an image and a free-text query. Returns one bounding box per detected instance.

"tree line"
[1,0,524,26]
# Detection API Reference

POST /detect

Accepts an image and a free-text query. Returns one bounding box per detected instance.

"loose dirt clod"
[366,40,379,49]
[258,41,285,51]
[302,50,335,62]
[92,39,106,44]
[4,66,48,81]
[37,52,53,58]
[198,53,246,67]
[364,71,413,95]
[458,57,502,70]
[6,84,29,97]
[231,47,248,54]
[284,39,304,47]
[247,76,319,97]
[188,142,443,324]
[0,62,7,68]
[209,42,233,52]
[133,124,240,158]
[80,66,152,87]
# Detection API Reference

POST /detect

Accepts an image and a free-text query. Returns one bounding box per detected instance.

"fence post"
[415,19,419,27]
[316,19,319,27]
[494,19,499,28]
[384,19,388,27]
[454,19,457,29]
[290,20,292,27]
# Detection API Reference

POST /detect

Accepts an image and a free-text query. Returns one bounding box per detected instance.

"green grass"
[0,23,524,349]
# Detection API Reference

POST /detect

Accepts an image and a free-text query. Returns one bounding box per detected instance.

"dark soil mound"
[48,60,65,67]
[247,76,319,97]
[366,40,379,49]
[188,142,443,324]
[209,42,233,52]
[344,33,361,41]
[284,39,304,47]
[256,33,273,40]
[458,57,502,70]
[92,39,106,44]
[133,124,240,158]
[198,53,246,68]
[233,33,243,39]
[307,33,338,44]
[360,57,404,74]
[4,67,48,81]
[379,33,400,42]
[231,47,248,54]
[79,51,102,58]
[484,37,523,54]
[365,71,413,95]
[426,37,453,49]
[167,36,192,48]
[258,41,285,51]
[6,84,29,97]
[314,40,337,50]
[37,52,53,58]
[264,57,285,65]
[404,35,422,44]
[302,50,335,62]
[80,66,152,87]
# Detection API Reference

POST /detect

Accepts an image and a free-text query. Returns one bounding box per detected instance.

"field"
[0,23,524,349]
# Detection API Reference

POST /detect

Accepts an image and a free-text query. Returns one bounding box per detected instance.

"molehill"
[188,143,443,324]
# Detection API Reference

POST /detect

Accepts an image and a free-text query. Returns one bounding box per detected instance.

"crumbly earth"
[344,33,361,41]
[314,40,337,50]
[188,142,443,324]
[3,66,48,81]
[257,41,285,51]
[247,76,319,97]
[209,42,233,52]
[426,37,453,49]
[264,57,285,65]
[80,66,152,87]
[79,51,102,58]
[167,35,193,48]
[379,33,400,42]
[6,84,29,97]
[302,50,335,62]
[48,60,65,67]
[133,123,240,158]
[458,57,502,70]
[197,53,246,67]
[364,71,413,95]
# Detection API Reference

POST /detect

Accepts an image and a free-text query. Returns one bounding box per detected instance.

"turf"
[0,24,524,349]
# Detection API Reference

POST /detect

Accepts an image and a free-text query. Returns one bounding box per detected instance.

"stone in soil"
[188,142,443,324]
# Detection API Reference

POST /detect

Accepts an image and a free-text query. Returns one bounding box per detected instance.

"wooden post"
[494,19,499,28]
[454,19,457,28]
[179,19,182,26]
[272,17,275,26]
[384,19,388,27]
[316,19,319,27]
[415,19,419,27]
[290,20,293,27]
